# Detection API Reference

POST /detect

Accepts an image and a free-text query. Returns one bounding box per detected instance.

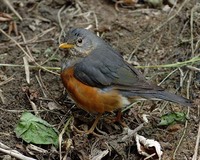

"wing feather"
[74,47,163,92]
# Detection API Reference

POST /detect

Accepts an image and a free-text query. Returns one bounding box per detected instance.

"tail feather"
[148,90,193,107]
[120,90,193,107]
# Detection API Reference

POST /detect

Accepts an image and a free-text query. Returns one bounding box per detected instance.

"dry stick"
[92,11,99,36]
[30,101,39,115]
[0,57,199,79]
[0,142,36,160]
[36,70,62,109]
[0,39,54,48]
[0,75,15,86]
[59,117,73,160]
[23,56,30,84]
[35,75,47,98]
[158,68,178,86]
[172,72,192,159]
[57,5,66,44]
[3,0,23,21]
[178,68,184,87]
[190,5,195,57]
[21,32,32,84]
[30,27,55,44]
[0,28,33,61]
[189,5,199,159]
[128,0,190,62]
[144,153,156,160]
[0,107,57,114]
[172,5,196,156]
[192,122,200,160]
[171,6,197,156]
[0,89,6,104]
[1,55,200,70]
[38,27,56,39]
[24,90,39,115]
[187,65,200,72]
[0,28,59,75]
[38,70,50,98]
[0,64,60,72]
[189,8,200,160]
[20,32,35,62]
[167,0,178,16]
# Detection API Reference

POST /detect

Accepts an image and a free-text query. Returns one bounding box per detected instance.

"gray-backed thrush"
[59,28,193,134]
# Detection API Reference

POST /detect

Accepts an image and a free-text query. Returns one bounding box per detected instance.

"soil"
[0,0,199,160]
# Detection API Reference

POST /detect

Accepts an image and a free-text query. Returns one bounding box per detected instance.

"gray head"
[59,28,104,56]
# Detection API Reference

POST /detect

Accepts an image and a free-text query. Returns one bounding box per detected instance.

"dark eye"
[76,38,83,46]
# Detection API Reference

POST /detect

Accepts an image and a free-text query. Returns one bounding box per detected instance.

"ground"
[0,0,199,159]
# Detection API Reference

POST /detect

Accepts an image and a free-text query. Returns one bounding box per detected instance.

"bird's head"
[59,28,102,56]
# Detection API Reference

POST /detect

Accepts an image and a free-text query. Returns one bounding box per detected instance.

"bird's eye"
[76,38,83,46]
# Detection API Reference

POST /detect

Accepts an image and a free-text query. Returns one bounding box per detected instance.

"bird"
[59,28,193,134]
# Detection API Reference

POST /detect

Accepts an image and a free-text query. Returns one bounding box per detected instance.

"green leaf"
[15,112,59,147]
[158,112,187,126]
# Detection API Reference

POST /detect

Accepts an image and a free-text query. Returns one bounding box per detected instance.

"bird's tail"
[122,90,193,107]
[148,90,193,107]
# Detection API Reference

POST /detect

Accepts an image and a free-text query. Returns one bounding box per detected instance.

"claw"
[72,113,103,137]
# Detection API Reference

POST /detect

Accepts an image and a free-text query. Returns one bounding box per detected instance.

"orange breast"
[61,67,123,113]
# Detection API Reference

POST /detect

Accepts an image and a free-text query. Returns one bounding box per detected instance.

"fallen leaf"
[158,112,187,126]
[135,134,163,159]
[15,112,59,147]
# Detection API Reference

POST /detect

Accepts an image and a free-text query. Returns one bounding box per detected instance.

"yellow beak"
[59,43,74,49]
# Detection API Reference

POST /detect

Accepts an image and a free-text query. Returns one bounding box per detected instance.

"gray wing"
[74,47,163,91]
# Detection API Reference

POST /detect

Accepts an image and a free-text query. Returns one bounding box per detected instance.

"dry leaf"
[135,134,163,159]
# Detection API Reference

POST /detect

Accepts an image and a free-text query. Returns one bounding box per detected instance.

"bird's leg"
[114,109,128,127]
[86,113,102,134]
[73,113,102,136]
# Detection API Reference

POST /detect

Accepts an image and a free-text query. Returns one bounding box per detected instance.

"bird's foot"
[73,125,102,137]
[106,117,128,128]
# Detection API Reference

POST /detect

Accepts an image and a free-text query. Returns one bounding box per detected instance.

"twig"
[192,122,200,160]
[0,89,6,104]
[3,0,23,21]
[173,71,192,159]
[178,68,184,87]
[128,0,190,61]
[1,54,200,71]
[0,29,58,75]
[0,39,54,49]
[0,142,36,160]
[92,12,99,36]
[37,70,61,108]
[0,64,60,72]
[0,75,15,86]
[187,65,200,72]
[135,56,200,69]
[0,28,34,61]
[190,5,195,57]
[158,68,178,86]
[35,75,47,98]
[121,124,145,142]
[0,107,57,113]
[57,5,66,44]
[59,117,73,160]
[30,101,39,115]
[23,56,30,84]
[20,32,35,62]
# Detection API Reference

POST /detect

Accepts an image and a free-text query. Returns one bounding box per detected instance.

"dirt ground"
[0,0,200,159]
